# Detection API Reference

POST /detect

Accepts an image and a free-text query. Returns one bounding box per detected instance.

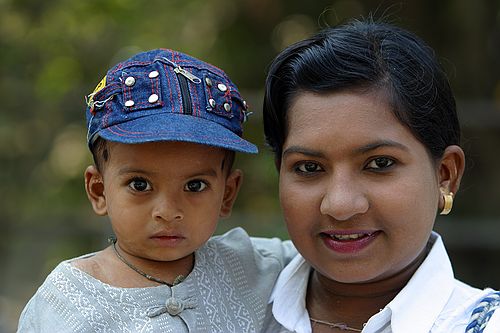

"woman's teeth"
[330,233,366,240]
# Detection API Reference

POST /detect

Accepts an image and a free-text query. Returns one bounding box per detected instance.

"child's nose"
[152,194,184,223]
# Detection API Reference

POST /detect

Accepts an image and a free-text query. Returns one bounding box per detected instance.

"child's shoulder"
[17,252,102,332]
[70,250,109,283]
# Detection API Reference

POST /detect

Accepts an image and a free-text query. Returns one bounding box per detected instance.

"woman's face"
[279,90,442,283]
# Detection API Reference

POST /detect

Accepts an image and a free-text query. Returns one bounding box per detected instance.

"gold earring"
[440,191,454,215]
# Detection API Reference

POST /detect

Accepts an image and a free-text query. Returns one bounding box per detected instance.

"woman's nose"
[319,175,369,221]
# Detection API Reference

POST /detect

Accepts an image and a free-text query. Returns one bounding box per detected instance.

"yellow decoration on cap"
[86,75,107,107]
[93,75,107,94]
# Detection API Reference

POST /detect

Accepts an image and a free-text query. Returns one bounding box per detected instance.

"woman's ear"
[438,145,465,197]
[219,169,243,218]
[84,165,108,216]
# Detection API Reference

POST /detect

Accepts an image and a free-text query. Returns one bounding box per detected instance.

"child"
[18,49,295,332]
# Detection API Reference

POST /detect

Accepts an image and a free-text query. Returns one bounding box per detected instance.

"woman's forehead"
[287,90,396,133]
[283,90,427,158]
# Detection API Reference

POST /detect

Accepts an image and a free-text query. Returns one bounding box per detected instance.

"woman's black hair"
[263,18,460,165]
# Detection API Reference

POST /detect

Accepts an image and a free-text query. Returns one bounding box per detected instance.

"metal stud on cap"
[223,103,231,112]
[149,70,159,78]
[148,94,159,103]
[125,76,136,87]
[209,98,216,108]
[217,83,227,92]
[125,100,135,107]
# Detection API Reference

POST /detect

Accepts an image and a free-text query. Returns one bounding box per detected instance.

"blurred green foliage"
[1,0,500,331]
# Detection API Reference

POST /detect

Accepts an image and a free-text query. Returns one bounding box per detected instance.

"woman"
[262,19,500,332]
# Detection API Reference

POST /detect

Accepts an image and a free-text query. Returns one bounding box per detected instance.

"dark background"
[1,0,499,331]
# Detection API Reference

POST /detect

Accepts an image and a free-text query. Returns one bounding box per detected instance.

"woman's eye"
[366,157,395,170]
[185,180,208,192]
[128,178,151,192]
[296,162,323,173]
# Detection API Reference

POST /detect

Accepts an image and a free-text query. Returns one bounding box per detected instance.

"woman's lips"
[320,230,380,254]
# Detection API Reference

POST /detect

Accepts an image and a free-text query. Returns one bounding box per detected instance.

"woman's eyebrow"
[355,140,409,154]
[282,140,409,158]
[282,146,326,158]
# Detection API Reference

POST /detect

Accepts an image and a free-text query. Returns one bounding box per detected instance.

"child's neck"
[74,246,194,288]
[111,242,193,287]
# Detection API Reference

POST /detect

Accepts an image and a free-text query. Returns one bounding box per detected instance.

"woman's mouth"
[320,230,380,253]
[327,233,370,241]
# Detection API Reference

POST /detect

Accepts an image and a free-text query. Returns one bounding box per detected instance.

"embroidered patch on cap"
[86,75,107,108]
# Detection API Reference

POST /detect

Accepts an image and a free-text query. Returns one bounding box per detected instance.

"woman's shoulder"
[432,286,500,332]
[465,289,500,333]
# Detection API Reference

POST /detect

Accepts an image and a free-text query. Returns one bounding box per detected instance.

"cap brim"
[95,113,258,154]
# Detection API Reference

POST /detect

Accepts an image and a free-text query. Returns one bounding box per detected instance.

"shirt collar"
[381,232,455,332]
[270,253,312,333]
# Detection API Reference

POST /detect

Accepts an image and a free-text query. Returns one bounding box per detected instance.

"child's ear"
[84,165,108,216]
[437,145,465,203]
[219,169,243,218]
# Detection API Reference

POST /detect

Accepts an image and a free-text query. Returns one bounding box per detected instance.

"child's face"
[279,90,449,284]
[86,141,241,265]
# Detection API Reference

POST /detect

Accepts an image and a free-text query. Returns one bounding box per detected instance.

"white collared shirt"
[263,232,500,333]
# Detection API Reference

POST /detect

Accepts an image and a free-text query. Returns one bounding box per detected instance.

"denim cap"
[85,48,257,153]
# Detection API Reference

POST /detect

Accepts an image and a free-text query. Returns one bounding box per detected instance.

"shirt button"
[165,297,184,316]
[125,100,135,107]
[209,98,216,108]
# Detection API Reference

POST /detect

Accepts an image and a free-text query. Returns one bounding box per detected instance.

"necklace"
[110,237,185,287]
[310,318,365,332]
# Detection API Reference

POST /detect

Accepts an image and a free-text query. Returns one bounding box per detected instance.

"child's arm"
[249,235,297,268]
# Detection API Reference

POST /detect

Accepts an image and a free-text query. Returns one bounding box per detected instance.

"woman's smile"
[320,230,381,254]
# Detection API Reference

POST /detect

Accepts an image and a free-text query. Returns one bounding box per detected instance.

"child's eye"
[365,157,395,170]
[184,180,208,192]
[128,178,152,192]
[295,161,324,174]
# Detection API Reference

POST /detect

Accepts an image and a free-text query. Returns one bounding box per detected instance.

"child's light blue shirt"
[18,228,296,333]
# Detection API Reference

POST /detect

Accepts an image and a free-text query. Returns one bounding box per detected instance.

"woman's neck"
[306,248,428,330]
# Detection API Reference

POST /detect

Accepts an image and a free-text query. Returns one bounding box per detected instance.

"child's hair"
[263,19,460,164]
[90,137,108,172]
